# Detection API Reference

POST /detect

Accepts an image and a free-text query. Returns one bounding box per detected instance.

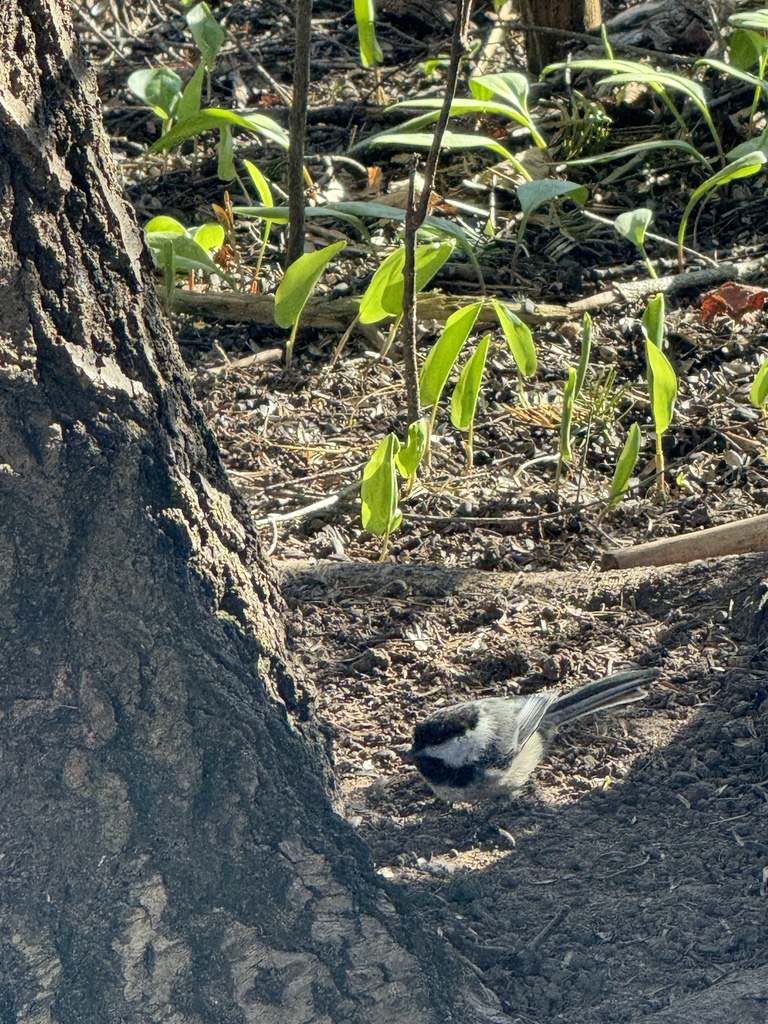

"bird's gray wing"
[490,693,558,760]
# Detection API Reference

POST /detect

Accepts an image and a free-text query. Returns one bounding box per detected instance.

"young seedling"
[513,180,588,268]
[354,0,383,68]
[394,419,429,495]
[543,58,724,162]
[750,359,768,409]
[600,421,642,520]
[677,152,767,270]
[492,300,537,398]
[642,295,677,493]
[358,241,455,356]
[144,215,229,303]
[575,311,592,397]
[555,312,592,492]
[556,367,578,492]
[451,334,491,472]
[360,420,429,559]
[726,11,768,130]
[379,71,546,150]
[242,160,282,285]
[420,300,483,459]
[134,4,286,170]
[615,208,656,279]
[274,241,346,367]
[361,433,402,561]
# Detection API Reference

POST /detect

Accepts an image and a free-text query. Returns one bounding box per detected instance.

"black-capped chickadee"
[410,668,659,802]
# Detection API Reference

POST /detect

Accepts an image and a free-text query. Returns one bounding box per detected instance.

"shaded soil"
[81,0,768,1018]
[284,557,768,1023]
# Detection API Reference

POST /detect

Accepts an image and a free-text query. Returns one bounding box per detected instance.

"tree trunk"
[521,0,601,75]
[0,5,507,1021]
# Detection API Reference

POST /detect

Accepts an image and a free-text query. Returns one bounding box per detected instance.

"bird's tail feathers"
[545,668,658,728]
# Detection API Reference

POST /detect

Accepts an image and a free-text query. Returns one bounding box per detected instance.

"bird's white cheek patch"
[421,713,496,767]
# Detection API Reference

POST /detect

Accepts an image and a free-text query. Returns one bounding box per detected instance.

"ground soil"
[84,0,768,1018]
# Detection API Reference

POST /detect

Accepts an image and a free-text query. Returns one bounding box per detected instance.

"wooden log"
[601,513,768,570]
[165,288,572,328]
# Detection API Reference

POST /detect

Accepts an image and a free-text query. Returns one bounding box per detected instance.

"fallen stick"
[165,288,571,328]
[600,512,768,570]
[570,253,768,312]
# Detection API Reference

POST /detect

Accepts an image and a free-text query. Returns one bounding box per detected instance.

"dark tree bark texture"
[521,0,601,75]
[0,4,506,1022]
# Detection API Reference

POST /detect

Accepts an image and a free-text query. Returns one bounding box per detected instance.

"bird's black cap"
[412,703,481,752]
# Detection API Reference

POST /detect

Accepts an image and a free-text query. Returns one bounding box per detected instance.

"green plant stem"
[425,409,437,470]
[750,55,768,133]
[399,0,474,424]
[287,0,312,266]
[379,524,391,562]
[466,420,474,474]
[640,245,657,279]
[285,321,299,369]
[656,435,666,495]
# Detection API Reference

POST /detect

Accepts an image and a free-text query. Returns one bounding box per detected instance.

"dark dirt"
[82,0,768,1018]
[284,557,768,1023]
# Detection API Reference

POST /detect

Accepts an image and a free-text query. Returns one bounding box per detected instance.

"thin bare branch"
[399,0,475,424]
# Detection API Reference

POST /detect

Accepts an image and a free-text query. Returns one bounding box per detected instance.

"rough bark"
[0,4,507,1021]
[521,0,601,74]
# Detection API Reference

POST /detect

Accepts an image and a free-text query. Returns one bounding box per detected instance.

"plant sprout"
[451,335,491,472]
[615,208,656,279]
[274,241,346,367]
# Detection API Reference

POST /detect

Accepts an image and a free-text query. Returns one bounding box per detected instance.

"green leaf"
[420,301,483,407]
[642,294,665,350]
[411,242,454,298]
[274,241,346,329]
[729,29,766,71]
[146,231,220,275]
[233,205,366,235]
[560,367,578,464]
[361,433,402,536]
[566,138,711,168]
[750,360,768,407]
[470,71,531,107]
[696,57,768,95]
[127,67,182,120]
[193,222,225,253]
[395,419,429,477]
[186,2,226,69]
[379,242,454,317]
[677,152,766,263]
[492,301,537,377]
[176,63,205,123]
[516,179,588,216]
[725,127,768,162]
[730,9,768,31]
[145,216,188,235]
[575,312,592,398]
[151,109,290,153]
[389,93,545,146]
[354,0,383,68]
[608,422,642,507]
[217,124,236,180]
[243,160,274,206]
[544,58,721,156]
[451,335,490,431]
[359,249,406,325]
[364,130,519,164]
[615,208,653,250]
[646,340,677,436]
